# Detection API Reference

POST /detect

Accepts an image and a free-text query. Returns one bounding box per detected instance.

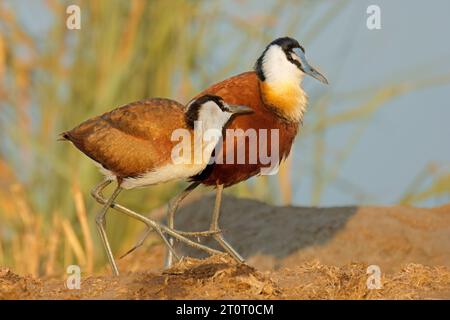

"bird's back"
[191,71,299,186]
[62,98,187,179]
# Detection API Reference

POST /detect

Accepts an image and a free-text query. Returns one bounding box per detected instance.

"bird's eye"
[220,102,228,111]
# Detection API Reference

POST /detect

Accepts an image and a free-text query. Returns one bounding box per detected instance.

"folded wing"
[62,98,187,178]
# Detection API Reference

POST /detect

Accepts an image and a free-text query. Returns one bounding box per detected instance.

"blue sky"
[294,0,450,206]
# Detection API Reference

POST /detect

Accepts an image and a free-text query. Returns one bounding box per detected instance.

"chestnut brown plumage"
[62,99,186,180]
[161,37,328,267]
[61,95,253,275]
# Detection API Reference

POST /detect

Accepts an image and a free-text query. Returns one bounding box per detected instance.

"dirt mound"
[1,198,450,299]
[170,196,450,272]
[1,254,450,299]
[0,268,42,300]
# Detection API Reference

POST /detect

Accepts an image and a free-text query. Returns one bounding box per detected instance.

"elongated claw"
[119,227,154,259]
[125,225,224,260]
[173,229,222,237]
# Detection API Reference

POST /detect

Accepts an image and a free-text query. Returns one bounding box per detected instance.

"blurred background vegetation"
[0,0,449,276]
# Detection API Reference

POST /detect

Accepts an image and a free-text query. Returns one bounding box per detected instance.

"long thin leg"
[121,181,219,263]
[122,184,244,263]
[165,181,200,268]
[91,179,222,260]
[95,183,122,276]
[210,184,244,263]
[91,179,180,262]
[122,227,220,260]
[111,202,222,255]
[119,227,153,259]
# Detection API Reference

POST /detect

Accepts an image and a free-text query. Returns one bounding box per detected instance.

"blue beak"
[293,48,328,84]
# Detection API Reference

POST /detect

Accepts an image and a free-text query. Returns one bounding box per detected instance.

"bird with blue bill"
[156,36,329,267]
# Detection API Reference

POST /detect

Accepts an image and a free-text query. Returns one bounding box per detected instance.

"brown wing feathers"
[61,99,186,178]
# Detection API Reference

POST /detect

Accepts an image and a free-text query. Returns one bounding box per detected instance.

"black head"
[270,37,305,54]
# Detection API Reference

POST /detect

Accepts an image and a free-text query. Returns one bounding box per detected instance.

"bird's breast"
[260,81,307,123]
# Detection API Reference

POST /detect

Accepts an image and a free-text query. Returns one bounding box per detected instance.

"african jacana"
[162,37,328,267]
[61,94,253,275]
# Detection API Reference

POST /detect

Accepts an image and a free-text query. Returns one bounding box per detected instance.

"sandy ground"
[1,195,450,299]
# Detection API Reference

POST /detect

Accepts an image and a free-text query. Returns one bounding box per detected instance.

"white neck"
[192,102,232,165]
[262,45,303,85]
[192,121,222,164]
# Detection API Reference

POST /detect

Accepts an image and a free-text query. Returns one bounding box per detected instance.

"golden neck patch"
[260,81,307,123]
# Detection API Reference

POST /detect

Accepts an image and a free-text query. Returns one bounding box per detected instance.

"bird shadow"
[170,194,358,264]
